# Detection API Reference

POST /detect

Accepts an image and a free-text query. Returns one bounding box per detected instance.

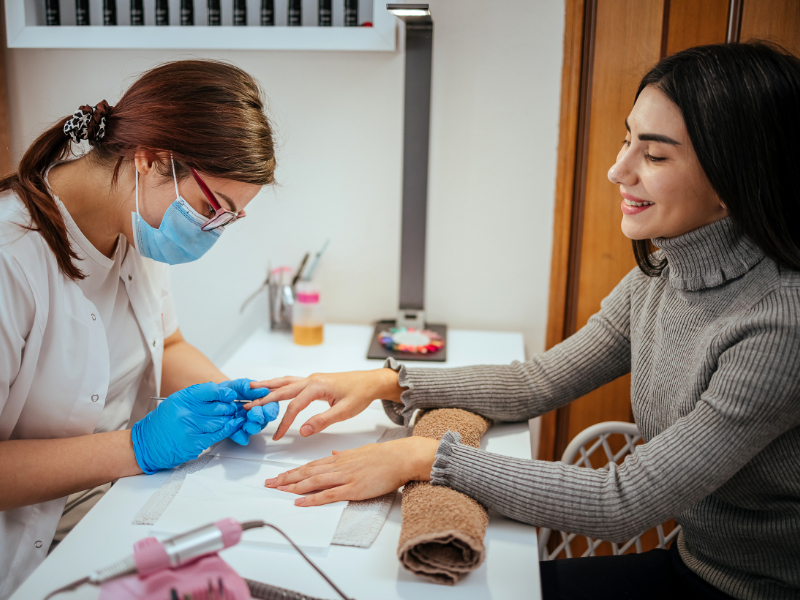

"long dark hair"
[0,60,276,280]
[632,42,800,276]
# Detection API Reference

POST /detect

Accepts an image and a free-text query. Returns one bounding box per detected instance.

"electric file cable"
[43,520,354,600]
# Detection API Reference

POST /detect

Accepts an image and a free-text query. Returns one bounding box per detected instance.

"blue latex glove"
[132,382,245,474]
[219,378,279,446]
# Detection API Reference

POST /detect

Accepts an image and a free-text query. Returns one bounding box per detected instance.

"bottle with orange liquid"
[292,282,324,346]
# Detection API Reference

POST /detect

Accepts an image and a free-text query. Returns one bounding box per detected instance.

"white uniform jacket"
[0,193,176,599]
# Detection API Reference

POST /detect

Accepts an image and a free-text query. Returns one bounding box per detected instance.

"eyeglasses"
[190,167,246,231]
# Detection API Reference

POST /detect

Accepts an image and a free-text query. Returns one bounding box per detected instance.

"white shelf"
[5,0,397,50]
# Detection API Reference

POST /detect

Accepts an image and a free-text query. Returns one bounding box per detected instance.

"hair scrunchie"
[63,100,112,143]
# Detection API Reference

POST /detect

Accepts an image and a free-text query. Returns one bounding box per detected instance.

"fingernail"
[264,478,276,486]
[295,497,305,506]
[277,485,288,491]
[300,425,313,436]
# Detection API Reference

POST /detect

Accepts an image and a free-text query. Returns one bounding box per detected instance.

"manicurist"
[246,43,800,599]
[0,60,280,599]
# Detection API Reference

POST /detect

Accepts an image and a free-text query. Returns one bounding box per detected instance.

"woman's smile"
[620,191,655,215]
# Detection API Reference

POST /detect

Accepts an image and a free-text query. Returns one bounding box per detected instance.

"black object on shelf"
[260,0,274,25]
[45,0,60,25]
[318,0,331,26]
[207,0,221,25]
[130,0,144,25]
[233,0,246,25]
[287,0,301,26]
[180,0,194,24]
[76,0,90,25]
[103,0,117,24]
[344,0,357,26]
[155,0,169,24]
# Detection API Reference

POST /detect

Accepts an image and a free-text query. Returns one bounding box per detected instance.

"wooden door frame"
[539,0,593,462]
[539,0,744,462]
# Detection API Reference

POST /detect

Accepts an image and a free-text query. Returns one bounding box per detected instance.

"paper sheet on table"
[152,457,347,550]
[210,401,390,465]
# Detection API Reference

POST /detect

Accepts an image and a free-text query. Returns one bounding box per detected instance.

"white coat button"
[152,340,157,348]
[128,274,132,281]
[34,541,42,548]
[91,394,99,402]
[91,313,96,321]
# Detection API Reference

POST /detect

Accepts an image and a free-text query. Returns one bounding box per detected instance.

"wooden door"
[541,0,799,558]
[542,0,800,462]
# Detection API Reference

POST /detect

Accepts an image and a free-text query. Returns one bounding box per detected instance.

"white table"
[12,324,541,600]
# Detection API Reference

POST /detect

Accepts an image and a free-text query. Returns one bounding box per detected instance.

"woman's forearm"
[161,328,227,396]
[0,430,142,512]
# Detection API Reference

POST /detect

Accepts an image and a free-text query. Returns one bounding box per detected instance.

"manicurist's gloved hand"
[132,382,245,474]
[219,378,279,446]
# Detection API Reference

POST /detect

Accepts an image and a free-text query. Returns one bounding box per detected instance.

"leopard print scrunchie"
[63,100,112,143]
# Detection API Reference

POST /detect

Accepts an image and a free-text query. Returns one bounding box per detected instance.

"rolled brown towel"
[397,408,492,585]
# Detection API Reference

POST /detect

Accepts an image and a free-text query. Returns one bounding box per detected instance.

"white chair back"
[537,421,681,561]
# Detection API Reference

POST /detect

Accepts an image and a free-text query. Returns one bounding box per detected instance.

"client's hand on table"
[264,436,439,506]
[245,368,404,441]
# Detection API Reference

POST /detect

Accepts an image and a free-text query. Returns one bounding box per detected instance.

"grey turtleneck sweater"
[382,218,800,600]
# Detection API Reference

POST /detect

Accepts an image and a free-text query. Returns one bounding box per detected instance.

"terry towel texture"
[398,408,491,585]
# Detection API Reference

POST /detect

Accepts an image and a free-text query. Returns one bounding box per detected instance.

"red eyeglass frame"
[189,167,246,231]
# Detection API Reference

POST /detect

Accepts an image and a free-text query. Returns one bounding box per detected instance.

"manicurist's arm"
[0,381,247,512]
[0,432,141,512]
[160,328,228,396]
[159,328,276,446]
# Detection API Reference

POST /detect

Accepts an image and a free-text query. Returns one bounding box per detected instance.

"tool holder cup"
[268,278,295,331]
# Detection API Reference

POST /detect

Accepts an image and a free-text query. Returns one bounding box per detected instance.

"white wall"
[5,0,564,363]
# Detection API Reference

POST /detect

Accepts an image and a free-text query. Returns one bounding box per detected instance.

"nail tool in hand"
[151,397,250,404]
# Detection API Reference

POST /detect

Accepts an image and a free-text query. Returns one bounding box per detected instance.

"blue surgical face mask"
[131,159,224,265]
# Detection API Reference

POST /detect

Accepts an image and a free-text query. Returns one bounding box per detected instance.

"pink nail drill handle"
[134,518,243,577]
[216,517,243,547]
[133,537,170,577]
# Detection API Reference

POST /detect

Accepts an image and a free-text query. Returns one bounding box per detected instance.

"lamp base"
[366,320,448,362]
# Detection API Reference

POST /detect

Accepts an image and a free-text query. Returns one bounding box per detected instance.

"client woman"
[245,43,800,599]
[0,60,280,599]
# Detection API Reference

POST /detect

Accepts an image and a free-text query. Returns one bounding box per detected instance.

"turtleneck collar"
[653,217,764,291]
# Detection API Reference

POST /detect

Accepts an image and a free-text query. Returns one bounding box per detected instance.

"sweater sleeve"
[382,268,640,426]
[429,289,800,542]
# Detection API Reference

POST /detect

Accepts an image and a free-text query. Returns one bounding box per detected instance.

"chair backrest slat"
[538,421,681,561]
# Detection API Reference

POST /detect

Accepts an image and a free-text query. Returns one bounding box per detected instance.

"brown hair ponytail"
[0,118,82,278]
[0,59,276,281]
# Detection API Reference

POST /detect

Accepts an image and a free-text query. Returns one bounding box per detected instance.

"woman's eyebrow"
[215,191,239,212]
[624,119,681,145]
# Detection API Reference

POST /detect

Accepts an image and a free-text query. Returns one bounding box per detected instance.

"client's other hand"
[264,436,439,506]
[244,369,404,441]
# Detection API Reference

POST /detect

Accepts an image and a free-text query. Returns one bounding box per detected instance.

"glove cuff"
[131,420,159,475]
